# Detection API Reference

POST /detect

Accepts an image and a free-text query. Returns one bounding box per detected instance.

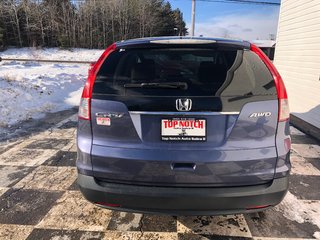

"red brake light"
[79,44,116,120]
[88,61,96,76]
[250,44,289,122]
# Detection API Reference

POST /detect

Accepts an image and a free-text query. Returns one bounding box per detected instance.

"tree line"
[0,0,188,49]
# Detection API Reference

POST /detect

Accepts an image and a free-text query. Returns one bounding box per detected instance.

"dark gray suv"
[77,37,291,215]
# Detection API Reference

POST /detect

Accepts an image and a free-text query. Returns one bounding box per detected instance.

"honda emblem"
[176,99,192,111]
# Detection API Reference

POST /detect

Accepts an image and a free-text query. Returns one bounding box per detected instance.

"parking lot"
[0,114,319,240]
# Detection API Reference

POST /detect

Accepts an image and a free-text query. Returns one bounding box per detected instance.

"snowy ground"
[0,48,104,133]
[1,47,103,62]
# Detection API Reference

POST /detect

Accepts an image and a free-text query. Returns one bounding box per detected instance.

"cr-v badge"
[249,112,272,118]
[176,99,192,111]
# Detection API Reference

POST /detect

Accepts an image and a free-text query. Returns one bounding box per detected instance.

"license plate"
[161,118,206,141]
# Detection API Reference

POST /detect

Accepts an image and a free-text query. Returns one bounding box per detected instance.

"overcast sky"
[169,0,281,40]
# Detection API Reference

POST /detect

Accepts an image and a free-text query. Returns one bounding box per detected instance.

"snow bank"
[1,47,104,62]
[274,191,320,233]
[0,48,103,132]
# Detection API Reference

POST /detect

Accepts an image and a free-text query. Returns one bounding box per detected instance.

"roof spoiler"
[150,39,217,44]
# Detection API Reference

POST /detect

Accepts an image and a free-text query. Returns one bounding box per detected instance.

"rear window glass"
[93,48,276,96]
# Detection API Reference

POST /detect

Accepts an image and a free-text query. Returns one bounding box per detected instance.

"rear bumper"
[77,173,289,215]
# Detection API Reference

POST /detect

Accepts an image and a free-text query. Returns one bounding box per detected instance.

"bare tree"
[0,0,187,48]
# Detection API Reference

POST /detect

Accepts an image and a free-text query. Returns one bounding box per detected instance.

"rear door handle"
[171,163,196,171]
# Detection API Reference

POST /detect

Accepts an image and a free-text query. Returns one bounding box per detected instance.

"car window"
[93,48,275,97]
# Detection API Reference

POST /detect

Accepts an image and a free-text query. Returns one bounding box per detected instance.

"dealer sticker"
[161,118,206,141]
[96,117,111,126]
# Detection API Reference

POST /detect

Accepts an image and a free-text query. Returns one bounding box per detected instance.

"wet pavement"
[0,114,319,240]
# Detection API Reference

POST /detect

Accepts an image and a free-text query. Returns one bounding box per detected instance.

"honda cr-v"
[77,37,291,215]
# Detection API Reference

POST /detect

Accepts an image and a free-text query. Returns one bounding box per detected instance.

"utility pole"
[191,0,196,36]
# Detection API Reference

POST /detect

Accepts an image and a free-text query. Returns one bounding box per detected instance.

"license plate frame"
[161,118,206,142]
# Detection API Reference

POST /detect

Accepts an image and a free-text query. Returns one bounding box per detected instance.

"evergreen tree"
[158,2,176,36]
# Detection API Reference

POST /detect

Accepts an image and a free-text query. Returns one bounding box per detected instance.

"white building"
[274,0,320,138]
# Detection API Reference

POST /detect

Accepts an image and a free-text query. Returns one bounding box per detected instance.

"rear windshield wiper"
[124,82,188,90]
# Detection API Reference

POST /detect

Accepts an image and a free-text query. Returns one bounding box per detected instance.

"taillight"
[88,61,96,75]
[78,44,116,120]
[79,98,90,120]
[250,44,290,122]
[279,99,290,122]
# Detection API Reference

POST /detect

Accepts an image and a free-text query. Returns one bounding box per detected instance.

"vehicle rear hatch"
[89,38,279,187]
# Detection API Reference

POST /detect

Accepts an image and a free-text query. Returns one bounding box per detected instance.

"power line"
[72,0,280,6]
[199,0,280,5]
[188,0,279,38]
[175,0,280,6]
